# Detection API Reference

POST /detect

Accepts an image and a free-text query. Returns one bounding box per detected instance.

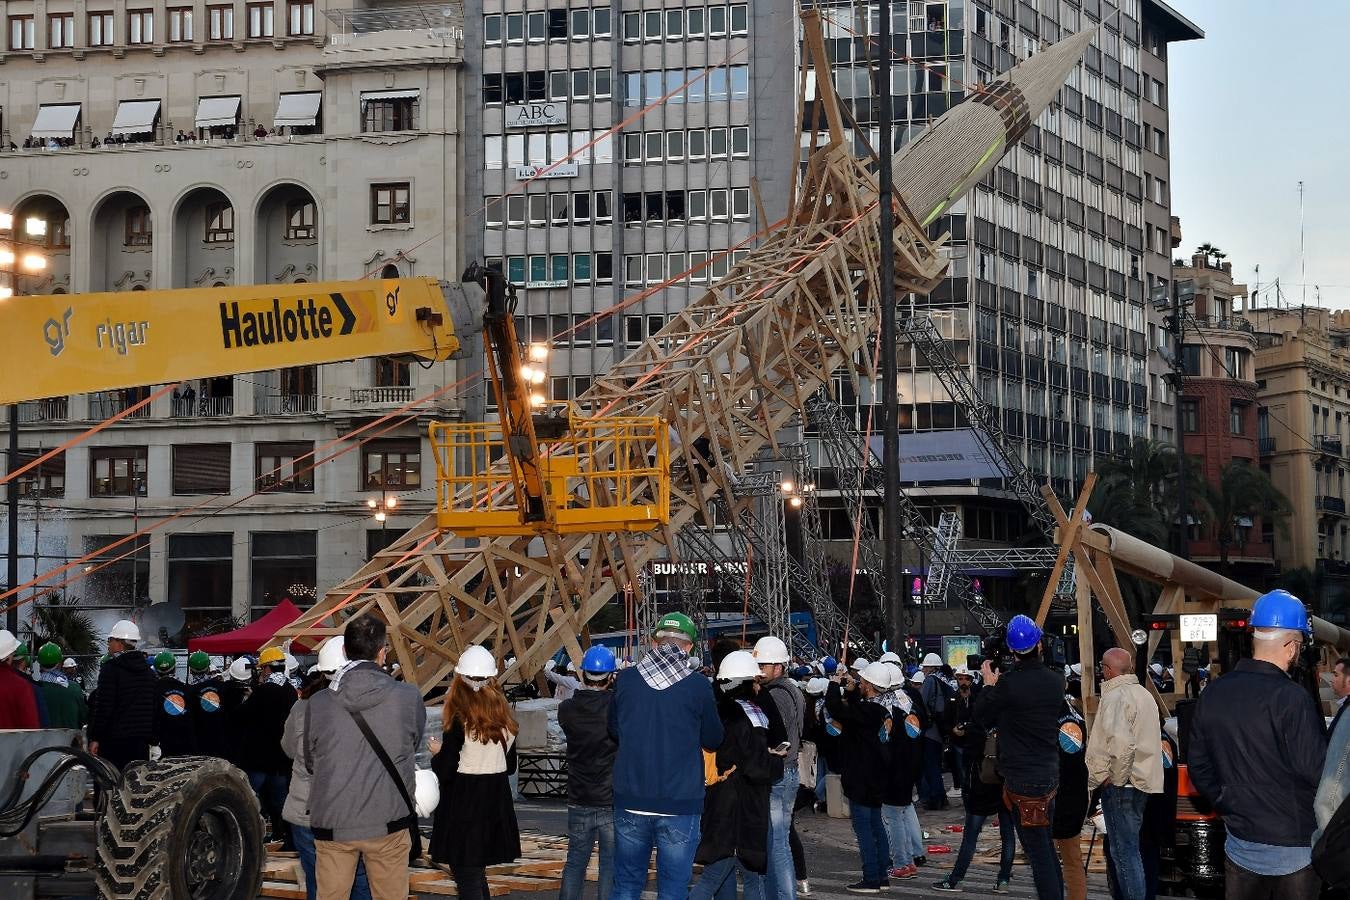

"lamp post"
[367,493,398,556]
[1,211,47,634]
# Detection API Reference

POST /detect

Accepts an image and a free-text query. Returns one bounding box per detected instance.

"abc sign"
[505,102,568,128]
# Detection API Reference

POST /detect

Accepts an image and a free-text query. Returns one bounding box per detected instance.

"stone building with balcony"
[0,0,466,635]
[1245,306,1350,625]
[1171,249,1272,575]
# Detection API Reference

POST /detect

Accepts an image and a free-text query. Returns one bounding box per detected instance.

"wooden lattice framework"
[271,15,948,689]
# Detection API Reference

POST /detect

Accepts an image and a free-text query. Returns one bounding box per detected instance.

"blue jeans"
[290,823,371,900]
[881,804,925,866]
[562,805,614,900]
[1101,785,1148,900]
[248,771,291,843]
[919,739,946,806]
[1006,782,1064,900]
[814,756,828,802]
[947,809,1016,885]
[612,810,700,900]
[690,856,764,900]
[848,803,889,885]
[765,765,798,900]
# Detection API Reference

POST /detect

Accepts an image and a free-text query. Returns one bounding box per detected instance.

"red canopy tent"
[187,599,304,654]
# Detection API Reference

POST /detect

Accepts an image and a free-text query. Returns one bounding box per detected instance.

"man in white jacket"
[1085,647,1163,900]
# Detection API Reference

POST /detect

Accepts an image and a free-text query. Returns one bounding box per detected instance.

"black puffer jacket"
[974,657,1064,792]
[824,681,889,808]
[559,688,617,807]
[239,679,298,774]
[154,675,198,757]
[1189,658,1328,847]
[694,689,783,873]
[88,651,157,745]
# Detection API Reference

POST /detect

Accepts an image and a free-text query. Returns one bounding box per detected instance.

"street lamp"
[1,210,46,633]
[368,493,398,552]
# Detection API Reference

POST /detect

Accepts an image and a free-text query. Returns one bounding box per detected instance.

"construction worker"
[825,661,893,893]
[918,652,954,810]
[558,645,619,900]
[88,620,158,770]
[36,641,87,731]
[1189,590,1327,900]
[187,651,229,759]
[689,650,785,900]
[609,612,723,900]
[245,646,299,849]
[12,643,51,726]
[221,656,255,768]
[544,657,583,702]
[152,651,197,757]
[881,668,925,882]
[60,657,80,690]
[0,629,39,728]
[753,635,805,900]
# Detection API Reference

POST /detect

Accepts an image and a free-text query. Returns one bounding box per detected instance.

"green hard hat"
[37,642,62,668]
[154,651,176,673]
[99,653,111,665]
[652,612,698,643]
[188,651,211,673]
[14,643,30,661]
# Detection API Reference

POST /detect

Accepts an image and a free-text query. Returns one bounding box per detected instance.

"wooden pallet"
[261,831,617,898]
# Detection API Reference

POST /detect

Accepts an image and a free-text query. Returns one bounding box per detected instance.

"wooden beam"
[1034,473,1097,626]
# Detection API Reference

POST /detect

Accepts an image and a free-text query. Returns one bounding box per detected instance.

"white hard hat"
[878,651,902,665]
[228,658,253,682]
[954,666,972,678]
[850,656,870,670]
[752,636,790,665]
[717,650,762,682]
[1069,663,1083,676]
[860,662,893,690]
[805,677,829,695]
[909,670,925,684]
[108,619,141,642]
[1150,663,1164,676]
[414,769,441,817]
[457,645,498,679]
[0,629,17,661]
[922,653,943,668]
[62,657,77,668]
[316,636,347,673]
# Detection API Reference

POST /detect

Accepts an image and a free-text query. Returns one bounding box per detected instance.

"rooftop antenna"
[1299,180,1307,308]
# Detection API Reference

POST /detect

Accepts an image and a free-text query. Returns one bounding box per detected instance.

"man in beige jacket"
[1085,647,1162,900]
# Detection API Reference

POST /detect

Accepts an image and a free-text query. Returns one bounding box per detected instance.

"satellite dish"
[139,601,187,647]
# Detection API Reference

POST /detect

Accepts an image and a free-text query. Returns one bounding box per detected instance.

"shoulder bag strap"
[303,700,314,775]
[349,708,416,820]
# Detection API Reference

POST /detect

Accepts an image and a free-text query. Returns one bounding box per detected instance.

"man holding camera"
[975,615,1065,900]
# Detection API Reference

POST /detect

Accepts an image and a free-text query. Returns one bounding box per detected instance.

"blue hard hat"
[822,656,839,675]
[1006,615,1043,654]
[581,645,617,675]
[1250,589,1311,635]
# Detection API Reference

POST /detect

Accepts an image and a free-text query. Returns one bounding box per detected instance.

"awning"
[274,91,321,128]
[111,99,161,136]
[30,103,81,140]
[195,95,241,128]
[186,599,305,654]
[360,89,419,103]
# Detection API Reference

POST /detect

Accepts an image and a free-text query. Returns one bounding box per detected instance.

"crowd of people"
[0,586,1348,900]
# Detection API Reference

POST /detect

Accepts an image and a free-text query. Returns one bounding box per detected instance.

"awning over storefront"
[111,99,161,136]
[30,103,81,140]
[274,91,322,128]
[195,95,241,128]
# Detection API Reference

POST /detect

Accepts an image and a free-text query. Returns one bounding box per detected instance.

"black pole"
[1171,277,1189,560]
[6,402,18,634]
[878,0,904,652]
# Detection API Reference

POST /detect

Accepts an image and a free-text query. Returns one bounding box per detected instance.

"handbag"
[1003,786,1057,828]
[979,729,1002,785]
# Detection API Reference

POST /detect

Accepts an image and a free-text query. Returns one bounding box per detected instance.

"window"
[1180,400,1199,434]
[374,357,410,388]
[370,182,411,225]
[85,535,150,605]
[15,450,64,499]
[172,444,231,495]
[207,4,232,39]
[287,0,313,35]
[1181,344,1201,376]
[125,206,152,246]
[504,11,523,42]
[730,4,748,35]
[1152,127,1166,157]
[165,6,193,40]
[363,94,418,132]
[128,9,154,43]
[595,190,611,223]
[255,441,313,492]
[9,16,34,50]
[167,534,232,633]
[484,13,501,43]
[527,10,544,40]
[204,203,234,243]
[362,439,420,489]
[547,8,566,39]
[731,126,750,157]
[285,200,316,239]
[89,11,114,45]
[250,531,316,615]
[90,447,148,497]
[1230,401,1245,436]
[246,2,272,38]
[48,13,75,48]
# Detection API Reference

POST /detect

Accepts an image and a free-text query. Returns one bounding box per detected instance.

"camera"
[974,626,1017,674]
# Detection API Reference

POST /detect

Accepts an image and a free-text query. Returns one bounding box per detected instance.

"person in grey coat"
[306,617,426,900]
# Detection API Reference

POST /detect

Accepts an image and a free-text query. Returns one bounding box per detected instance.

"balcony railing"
[1318,495,1347,515]
[1190,314,1255,334]
[18,398,69,423]
[171,396,235,418]
[350,386,415,406]
[254,394,319,416]
[89,392,152,420]
[1318,435,1343,456]
[1258,436,1276,455]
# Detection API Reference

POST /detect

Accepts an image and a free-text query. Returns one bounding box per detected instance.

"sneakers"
[845,880,882,894]
[993,879,1011,894]
[946,787,964,799]
[931,880,961,893]
[887,865,919,880]
[913,855,928,867]
[798,879,811,896]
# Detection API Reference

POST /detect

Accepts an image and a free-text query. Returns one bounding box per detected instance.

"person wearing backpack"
[919,654,955,810]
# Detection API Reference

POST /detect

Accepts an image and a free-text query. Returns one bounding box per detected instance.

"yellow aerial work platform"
[431,406,670,537]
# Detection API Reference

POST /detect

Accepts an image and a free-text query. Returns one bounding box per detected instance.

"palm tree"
[1195,243,1226,267]
[1197,461,1292,573]
[26,593,101,681]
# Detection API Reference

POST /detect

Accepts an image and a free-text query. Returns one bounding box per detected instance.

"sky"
[1166,1,1350,310]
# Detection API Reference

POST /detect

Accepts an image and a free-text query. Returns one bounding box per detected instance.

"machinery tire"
[95,755,264,900]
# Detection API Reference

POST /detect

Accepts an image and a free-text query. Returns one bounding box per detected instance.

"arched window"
[380,263,400,279]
